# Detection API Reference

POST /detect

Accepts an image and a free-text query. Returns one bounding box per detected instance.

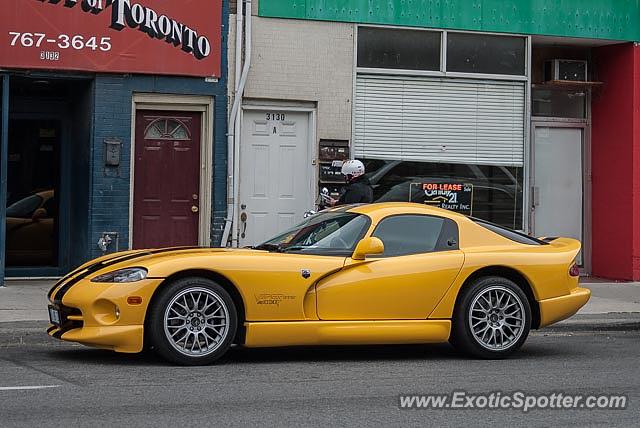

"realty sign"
[0,0,222,77]
[411,182,473,215]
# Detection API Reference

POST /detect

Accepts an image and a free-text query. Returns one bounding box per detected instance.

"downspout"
[221,0,252,247]
[0,75,8,286]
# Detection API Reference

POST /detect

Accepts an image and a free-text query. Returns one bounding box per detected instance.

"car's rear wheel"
[450,276,531,359]
[147,277,237,365]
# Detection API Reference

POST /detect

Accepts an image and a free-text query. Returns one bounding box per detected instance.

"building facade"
[229,0,640,280]
[0,1,229,281]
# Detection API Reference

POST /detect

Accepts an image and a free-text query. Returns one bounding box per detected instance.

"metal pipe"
[221,0,252,247]
[0,75,9,286]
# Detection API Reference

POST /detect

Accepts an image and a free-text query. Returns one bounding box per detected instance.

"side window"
[372,215,459,257]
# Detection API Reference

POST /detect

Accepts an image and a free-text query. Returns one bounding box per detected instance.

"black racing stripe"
[47,251,141,299]
[52,246,201,304]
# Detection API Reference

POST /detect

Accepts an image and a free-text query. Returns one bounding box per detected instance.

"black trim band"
[51,246,201,305]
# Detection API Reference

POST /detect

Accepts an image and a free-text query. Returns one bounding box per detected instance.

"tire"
[147,277,237,365]
[450,276,531,359]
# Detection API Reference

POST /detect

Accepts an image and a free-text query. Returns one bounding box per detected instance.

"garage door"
[354,75,525,167]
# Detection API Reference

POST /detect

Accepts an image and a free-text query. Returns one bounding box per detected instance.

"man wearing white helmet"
[329,159,374,206]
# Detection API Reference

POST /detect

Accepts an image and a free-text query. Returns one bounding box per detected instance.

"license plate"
[48,306,61,326]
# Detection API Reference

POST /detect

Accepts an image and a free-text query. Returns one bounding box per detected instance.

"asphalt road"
[0,316,638,427]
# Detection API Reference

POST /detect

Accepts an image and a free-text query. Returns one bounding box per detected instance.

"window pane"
[447,33,525,75]
[373,215,446,256]
[361,159,524,230]
[358,27,441,71]
[6,119,60,267]
[472,218,545,245]
[532,88,586,118]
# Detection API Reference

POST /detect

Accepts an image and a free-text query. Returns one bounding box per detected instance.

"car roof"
[343,202,468,221]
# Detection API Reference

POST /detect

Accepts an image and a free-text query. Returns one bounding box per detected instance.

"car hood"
[62,247,261,280]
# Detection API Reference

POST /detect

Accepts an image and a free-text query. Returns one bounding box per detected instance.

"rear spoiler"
[538,236,582,260]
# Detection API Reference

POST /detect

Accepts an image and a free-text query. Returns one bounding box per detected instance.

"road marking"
[0,385,60,391]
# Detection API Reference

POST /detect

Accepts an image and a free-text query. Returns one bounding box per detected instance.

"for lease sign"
[0,0,222,77]
[411,182,474,215]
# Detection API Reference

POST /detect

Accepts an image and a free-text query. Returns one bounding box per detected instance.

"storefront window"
[5,119,60,267]
[532,88,586,119]
[357,27,441,71]
[361,159,524,230]
[447,33,526,76]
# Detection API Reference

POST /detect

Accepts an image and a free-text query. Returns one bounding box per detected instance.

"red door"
[133,111,201,249]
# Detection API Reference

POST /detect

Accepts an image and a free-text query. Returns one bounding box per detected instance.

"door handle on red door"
[191,205,199,213]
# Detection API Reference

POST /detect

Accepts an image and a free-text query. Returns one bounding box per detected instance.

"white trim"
[442,71,528,82]
[351,23,358,158]
[530,121,590,273]
[441,30,447,73]
[356,67,445,78]
[129,93,214,249]
[523,35,532,233]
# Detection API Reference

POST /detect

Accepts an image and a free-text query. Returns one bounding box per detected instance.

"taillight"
[569,263,580,277]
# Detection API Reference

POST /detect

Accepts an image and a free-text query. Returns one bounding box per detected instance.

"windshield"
[257,211,371,255]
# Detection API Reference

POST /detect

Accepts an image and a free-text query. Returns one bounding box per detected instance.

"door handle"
[240,212,248,238]
[191,205,199,213]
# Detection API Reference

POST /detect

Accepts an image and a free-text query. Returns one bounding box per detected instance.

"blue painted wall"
[86,7,229,262]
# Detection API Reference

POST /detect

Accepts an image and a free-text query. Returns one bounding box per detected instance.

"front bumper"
[47,276,163,353]
[538,286,591,328]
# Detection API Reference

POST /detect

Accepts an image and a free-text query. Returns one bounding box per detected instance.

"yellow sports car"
[47,203,590,365]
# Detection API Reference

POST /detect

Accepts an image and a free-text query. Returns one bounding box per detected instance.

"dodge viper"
[47,203,590,365]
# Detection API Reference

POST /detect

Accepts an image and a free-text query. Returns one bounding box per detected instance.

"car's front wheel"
[450,276,531,359]
[147,277,237,365]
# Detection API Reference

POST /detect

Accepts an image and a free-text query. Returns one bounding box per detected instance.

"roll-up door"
[354,75,525,167]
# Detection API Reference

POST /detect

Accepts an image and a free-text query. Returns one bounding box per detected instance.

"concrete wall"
[591,43,640,280]
[229,14,354,142]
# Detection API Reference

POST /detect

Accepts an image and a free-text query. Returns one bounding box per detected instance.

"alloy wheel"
[468,285,526,351]
[163,287,230,357]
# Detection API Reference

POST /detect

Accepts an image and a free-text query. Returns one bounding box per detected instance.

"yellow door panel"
[316,250,464,320]
[218,253,346,321]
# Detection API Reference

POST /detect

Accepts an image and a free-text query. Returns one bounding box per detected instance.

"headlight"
[91,267,148,283]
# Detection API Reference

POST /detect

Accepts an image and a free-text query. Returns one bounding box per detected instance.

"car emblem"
[301,269,311,279]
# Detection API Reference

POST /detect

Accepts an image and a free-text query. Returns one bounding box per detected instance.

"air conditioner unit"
[544,59,588,82]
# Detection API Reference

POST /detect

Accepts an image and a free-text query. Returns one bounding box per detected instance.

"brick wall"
[86,3,229,261]
[228,15,354,141]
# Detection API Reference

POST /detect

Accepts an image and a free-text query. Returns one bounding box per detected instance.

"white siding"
[354,75,525,167]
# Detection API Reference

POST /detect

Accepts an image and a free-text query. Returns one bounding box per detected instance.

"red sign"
[0,0,222,77]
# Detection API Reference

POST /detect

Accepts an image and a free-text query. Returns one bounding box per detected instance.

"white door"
[533,126,583,263]
[239,110,313,246]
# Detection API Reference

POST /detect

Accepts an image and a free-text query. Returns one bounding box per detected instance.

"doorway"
[238,108,314,246]
[132,110,202,249]
[3,75,92,276]
[5,119,60,268]
[532,125,585,264]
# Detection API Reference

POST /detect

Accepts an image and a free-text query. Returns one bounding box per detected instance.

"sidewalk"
[1,278,639,323]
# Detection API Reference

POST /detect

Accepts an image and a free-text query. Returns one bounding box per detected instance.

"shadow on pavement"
[43,340,573,367]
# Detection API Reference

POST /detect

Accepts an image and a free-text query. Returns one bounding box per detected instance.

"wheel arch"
[456,265,541,329]
[144,269,247,344]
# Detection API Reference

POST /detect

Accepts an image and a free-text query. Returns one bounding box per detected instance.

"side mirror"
[32,208,48,222]
[352,236,384,261]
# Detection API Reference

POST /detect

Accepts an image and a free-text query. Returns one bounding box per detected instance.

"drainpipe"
[0,75,9,286]
[221,0,252,247]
